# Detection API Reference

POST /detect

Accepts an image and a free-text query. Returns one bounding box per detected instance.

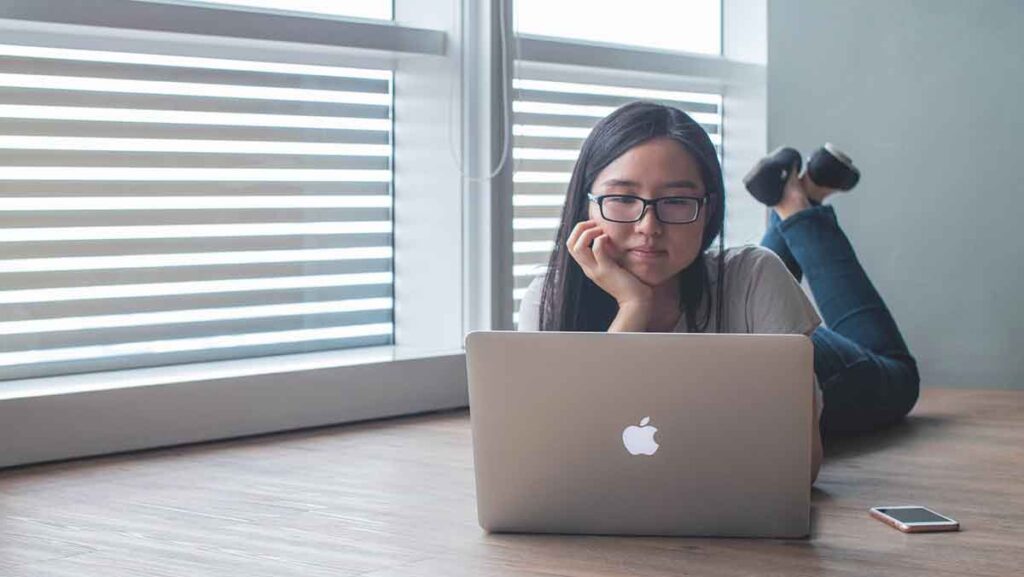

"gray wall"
[768,0,1023,388]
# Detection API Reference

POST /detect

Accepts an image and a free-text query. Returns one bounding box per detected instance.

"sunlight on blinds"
[0,43,395,380]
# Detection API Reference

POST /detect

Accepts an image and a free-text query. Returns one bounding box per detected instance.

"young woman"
[516,101,921,483]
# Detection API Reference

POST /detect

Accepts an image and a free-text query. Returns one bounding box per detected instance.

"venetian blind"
[0,44,394,380]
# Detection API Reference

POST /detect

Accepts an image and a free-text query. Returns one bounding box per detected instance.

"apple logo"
[622,416,659,456]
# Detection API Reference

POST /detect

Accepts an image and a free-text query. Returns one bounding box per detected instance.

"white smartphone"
[869,506,960,533]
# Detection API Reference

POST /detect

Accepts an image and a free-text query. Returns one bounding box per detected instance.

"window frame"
[0,0,469,467]
[0,0,767,468]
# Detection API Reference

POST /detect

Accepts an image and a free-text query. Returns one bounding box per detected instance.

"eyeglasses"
[588,194,706,224]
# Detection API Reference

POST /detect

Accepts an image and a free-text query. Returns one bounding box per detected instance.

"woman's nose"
[635,206,662,235]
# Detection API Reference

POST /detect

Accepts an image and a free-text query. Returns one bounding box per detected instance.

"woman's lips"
[629,248,666,260]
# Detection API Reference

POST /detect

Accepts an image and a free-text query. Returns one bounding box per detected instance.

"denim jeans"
[760,205,920,435]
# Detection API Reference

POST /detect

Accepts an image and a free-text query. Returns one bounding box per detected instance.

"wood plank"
[0,389,1022,576]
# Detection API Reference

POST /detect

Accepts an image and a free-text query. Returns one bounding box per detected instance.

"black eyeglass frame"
[587,193,708,224]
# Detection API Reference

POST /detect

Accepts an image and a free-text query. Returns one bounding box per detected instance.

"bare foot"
[803,176,836,204]
[773,164,811,221]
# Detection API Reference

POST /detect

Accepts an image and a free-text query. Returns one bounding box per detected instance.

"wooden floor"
[1,388,1022,576]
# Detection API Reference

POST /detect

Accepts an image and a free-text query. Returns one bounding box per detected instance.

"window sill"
[0,345,468,469]
[1,345,464,400]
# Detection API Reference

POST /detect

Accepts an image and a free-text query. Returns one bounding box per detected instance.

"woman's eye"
[607,196,638,205]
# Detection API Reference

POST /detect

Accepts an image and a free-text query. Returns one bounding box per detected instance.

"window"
[0,0,766,468]
[515,0,721,55]
[0,43,396,381]
[511,79,723,325]
[509,0,767,328]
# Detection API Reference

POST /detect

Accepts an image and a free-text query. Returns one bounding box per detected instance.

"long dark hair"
[538,101,726,333]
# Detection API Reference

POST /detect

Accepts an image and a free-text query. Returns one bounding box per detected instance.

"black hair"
[538,100,726,333]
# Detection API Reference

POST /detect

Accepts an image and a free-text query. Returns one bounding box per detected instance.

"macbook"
[465,330,814,537]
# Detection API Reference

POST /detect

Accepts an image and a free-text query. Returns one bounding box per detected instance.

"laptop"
[465,330,814,538]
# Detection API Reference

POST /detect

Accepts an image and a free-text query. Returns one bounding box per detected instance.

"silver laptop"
[465,330,814,538]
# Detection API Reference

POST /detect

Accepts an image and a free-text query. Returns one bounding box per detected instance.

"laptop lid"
[466,330,813,537]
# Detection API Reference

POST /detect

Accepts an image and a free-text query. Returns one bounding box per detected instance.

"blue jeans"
[760,205,920,435]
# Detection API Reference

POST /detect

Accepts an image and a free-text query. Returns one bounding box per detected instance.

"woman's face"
[587,136,709,288]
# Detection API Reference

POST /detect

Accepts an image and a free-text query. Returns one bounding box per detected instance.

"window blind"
[0,44,394,381]
[511,78,723,326]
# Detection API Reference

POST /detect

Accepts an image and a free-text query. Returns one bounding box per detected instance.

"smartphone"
[869,506,960,533]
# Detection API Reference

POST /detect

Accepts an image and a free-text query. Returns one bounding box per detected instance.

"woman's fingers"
[567,221,601,269]
[566,220,598,249]
[595,232,622,260]
[574,226,603,254]
[573,228,604,268]
[592,234,611,264]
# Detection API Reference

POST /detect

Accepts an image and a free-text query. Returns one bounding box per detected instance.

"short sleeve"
[744,247,822,336]
[516,275,544,331]
[741,246,824,420]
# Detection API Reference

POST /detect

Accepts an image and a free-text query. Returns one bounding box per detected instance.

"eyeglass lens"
[601,196,699,223]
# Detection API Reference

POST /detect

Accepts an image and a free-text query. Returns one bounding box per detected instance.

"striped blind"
[511,78,723,326]
[0,44,394,381]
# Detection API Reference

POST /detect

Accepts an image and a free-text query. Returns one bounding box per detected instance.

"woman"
[516,101,921,483]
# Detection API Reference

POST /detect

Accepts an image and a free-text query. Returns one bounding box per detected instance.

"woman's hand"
[566,220,654,308]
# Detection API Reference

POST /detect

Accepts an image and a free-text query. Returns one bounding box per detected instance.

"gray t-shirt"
[516,244,824,414]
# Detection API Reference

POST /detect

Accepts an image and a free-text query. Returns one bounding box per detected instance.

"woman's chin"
[625,266,668,287]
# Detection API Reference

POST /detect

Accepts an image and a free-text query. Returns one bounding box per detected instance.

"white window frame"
[0,0,470,467]
[0,0,767,468]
